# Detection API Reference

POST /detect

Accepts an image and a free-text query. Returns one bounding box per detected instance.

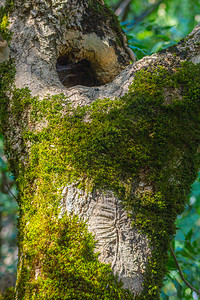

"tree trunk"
[0,1,200,299]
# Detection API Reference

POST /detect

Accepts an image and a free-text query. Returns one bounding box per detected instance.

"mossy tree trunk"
[0,1,200,299]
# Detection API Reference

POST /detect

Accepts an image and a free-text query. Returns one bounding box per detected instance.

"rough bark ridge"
[0,0,200,299]
[10,0,134,96]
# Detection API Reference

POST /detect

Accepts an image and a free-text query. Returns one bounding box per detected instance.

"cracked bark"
[60,184,150,293]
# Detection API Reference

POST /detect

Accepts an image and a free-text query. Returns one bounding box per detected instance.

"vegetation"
[0,0,200,299]
[106,0,200,59]
[1,54,200,299]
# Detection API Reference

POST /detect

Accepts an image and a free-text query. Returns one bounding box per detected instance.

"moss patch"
[1,37,200,300]
[0,0,14,41]
[16,215,133,299]
[0,287,15,300]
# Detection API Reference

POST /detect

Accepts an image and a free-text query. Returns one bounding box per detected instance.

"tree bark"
[0,0,200,299]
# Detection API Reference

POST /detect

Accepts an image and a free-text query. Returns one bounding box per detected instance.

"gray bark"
[59,184,151,293]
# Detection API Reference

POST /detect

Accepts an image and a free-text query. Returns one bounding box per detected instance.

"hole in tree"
[56,56,101,88]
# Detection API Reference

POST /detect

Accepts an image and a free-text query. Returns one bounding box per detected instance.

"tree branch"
[5,184,17,201]
[115,0,132,17]
[169,242,200,296]
[112,0,126,11]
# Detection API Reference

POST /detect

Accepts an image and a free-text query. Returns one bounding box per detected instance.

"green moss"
[1,36,200,299]
[0,0,15,134]
[0,60,16,134]
[16,214,133,299]
[0,287,15,300]
[0,0,14,40]
[1,88,134,299]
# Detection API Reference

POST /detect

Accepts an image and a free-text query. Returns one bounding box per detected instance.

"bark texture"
[1,0,200,299]
[10,0,135,95]
[60,185,150,293]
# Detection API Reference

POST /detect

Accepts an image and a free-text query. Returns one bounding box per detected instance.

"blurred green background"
[107,0,200,60]
[1,0,200,298]
[0,135,18,281]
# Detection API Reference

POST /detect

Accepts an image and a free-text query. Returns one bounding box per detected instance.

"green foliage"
[106,0,200,58]
[0,135,18,274]
[161,173,200,299]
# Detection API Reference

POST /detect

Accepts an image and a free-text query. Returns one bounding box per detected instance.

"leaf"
[167,255,176,270]
[126,34,134,41]
[161,290,170,299]
[185,241,197,254]
[172,279,182,298]
[185,229,193,241]
[154,34,171,41]
[129,45,149,59]
[150,41,165,53]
